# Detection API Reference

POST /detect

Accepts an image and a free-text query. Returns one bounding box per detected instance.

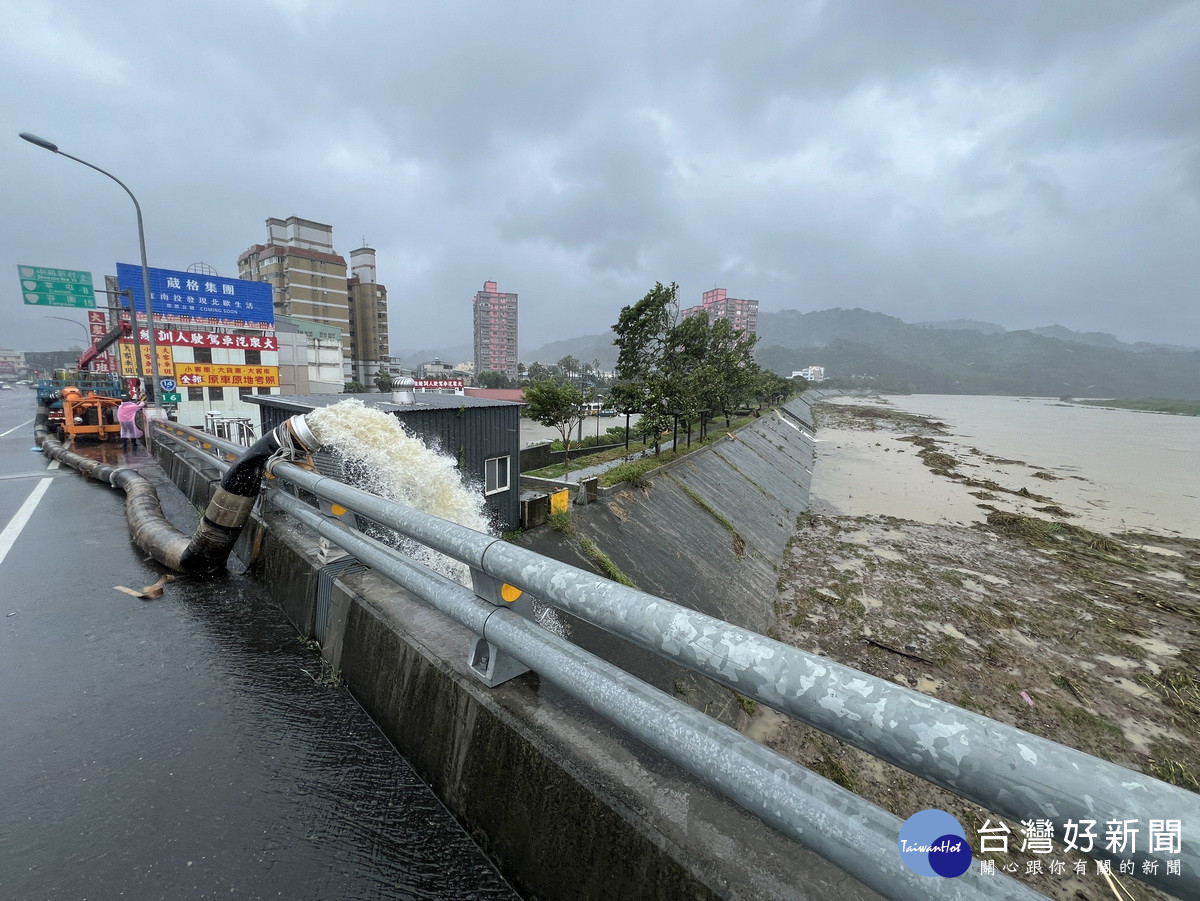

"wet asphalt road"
[0,389,517,900]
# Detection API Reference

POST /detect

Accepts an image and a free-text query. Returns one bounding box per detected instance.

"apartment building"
[238,217,389,382]
[347,246,390,385]
[472,280,519,381]
[680,288,759,337]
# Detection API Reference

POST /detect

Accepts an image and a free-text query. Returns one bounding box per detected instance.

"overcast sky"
[3,1,1198,357]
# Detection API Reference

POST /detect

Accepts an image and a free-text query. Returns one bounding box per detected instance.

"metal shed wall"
[255,398,521,533]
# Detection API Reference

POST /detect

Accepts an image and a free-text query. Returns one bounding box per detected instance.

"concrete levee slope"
[515,395,823,716]
[151,424,882,901]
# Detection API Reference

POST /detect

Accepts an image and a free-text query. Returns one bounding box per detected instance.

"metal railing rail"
[153,421,1197,900]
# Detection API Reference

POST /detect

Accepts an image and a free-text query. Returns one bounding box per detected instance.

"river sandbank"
[755,395,1199,901]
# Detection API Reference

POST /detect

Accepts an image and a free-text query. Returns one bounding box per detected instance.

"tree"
[524,378,587,475]
[373,367,393,392]
[612,282,676,452]
[557,355,582,386]
[344,380,369,393]
[611,281,764,448]
[477,370,515,389]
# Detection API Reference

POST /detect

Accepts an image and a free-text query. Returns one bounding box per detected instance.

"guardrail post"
[467,569,531,687]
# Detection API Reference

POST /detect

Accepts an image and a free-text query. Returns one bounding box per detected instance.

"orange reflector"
[330,504,348,516]
[501,583,523,603]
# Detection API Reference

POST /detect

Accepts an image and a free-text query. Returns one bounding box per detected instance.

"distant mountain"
[1028,325,1126,350]
[916,319,1007,335]
[754,309,1200,399]
[394,344,473,367]
[407,309,1198,398]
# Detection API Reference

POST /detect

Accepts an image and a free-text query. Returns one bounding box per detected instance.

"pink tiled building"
[472,281,519,380]
[680,288,758,337]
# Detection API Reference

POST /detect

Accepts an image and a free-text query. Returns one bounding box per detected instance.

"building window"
[193,347,213,364]
[484,455,510,495]
[211,387,226,401]
[238,387,253,399]
[245,350,262,365]
[187,387,204,402]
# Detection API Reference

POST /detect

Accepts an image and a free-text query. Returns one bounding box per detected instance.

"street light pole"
[19,132,164,415]
[43,315,90,346]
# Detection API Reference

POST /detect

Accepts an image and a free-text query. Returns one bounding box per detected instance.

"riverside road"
[0,388,517,900]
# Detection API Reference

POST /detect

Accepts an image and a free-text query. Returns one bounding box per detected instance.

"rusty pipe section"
[35,396,315,576]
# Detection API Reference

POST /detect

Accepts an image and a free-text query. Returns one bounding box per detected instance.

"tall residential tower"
[680,288,759,337]
[472,280,518,381]
[237,217,390,382]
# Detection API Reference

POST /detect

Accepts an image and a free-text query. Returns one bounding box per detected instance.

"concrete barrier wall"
[149,420,880,901]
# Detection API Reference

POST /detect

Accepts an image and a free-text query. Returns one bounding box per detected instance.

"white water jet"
[305,399,490,584]
[304,398,567,637]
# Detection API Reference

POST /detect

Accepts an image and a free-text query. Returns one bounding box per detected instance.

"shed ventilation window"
[484,455,510,495]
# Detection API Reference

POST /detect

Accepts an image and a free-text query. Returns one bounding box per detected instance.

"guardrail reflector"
[501,583,523,603]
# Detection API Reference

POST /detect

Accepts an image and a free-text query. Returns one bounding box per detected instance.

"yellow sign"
[175,363,280,388]
[117,342,175,378]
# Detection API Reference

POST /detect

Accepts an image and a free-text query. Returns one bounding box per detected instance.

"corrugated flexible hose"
[35,396,315,576]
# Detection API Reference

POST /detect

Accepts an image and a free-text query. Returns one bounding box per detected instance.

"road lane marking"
[0,478,53,568]
[0,419,34,438]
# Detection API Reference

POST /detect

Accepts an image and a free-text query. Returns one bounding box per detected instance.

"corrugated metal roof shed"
[247,392,522,532]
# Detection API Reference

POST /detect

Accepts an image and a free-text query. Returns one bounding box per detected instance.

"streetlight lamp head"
[19,132,60,153]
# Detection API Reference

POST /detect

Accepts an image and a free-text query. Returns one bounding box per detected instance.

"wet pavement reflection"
[1,441,518,900]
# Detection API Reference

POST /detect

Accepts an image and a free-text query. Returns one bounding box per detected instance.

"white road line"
[0,418,34,438]
[0,478,53,568]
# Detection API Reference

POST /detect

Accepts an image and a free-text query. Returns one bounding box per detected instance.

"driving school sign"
[116,263,274,327]
[175,363,280,388]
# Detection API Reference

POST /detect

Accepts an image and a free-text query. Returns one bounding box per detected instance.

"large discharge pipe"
[35,395,315,576]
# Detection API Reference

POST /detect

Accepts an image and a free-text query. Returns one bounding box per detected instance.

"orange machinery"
[55,386,123,443]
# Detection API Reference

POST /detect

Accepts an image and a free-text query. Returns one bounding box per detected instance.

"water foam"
[305,399,490,584]
[304,398,567,637]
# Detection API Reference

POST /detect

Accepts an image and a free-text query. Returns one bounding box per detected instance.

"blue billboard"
[116,263,274,327]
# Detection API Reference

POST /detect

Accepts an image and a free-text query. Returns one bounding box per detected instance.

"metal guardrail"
[153,420,1197,901]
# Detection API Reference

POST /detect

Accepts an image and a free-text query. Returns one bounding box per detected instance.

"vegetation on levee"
[526,415,757,482]
[1069,397,1200,416]
[579,537,637,588]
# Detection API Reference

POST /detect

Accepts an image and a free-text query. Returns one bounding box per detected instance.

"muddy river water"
[811,395,1199,538]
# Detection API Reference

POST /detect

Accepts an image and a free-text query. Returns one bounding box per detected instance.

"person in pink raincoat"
[116,395,145,451]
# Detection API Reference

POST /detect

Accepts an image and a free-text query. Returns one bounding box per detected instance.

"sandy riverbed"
[753,396,1199,901]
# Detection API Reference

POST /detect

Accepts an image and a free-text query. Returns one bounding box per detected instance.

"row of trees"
[524,281,799,463]
[477,356,609,391]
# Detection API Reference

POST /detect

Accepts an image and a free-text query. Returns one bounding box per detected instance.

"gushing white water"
[305,399,490,584]
[304,398,567,638]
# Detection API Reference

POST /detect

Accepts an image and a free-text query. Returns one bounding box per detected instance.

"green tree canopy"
[477,370,516,389]
[611,281,765,445]
[524,377,588,471]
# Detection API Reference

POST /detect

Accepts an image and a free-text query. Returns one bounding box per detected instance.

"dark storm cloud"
[2,0,1197,356]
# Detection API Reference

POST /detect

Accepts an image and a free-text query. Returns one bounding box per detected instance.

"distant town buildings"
[237,216,389,384]
[794,366,826,382]
[680,288,758,337]
[473,280,519,381]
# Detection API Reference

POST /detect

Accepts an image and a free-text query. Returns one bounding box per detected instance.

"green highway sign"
[17,265,96,308]
[160,392,182,403]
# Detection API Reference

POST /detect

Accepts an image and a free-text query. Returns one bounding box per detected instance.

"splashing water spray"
[304,399,492,584]
[305,399,565,636]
